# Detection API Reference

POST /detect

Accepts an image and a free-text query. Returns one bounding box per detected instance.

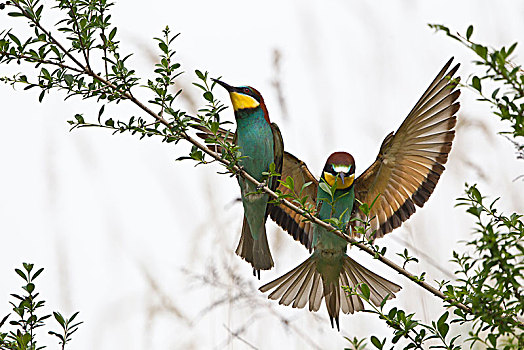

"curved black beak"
[212,78,234,92]
[338,172,346,185]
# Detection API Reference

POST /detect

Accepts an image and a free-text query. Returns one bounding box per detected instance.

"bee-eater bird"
[261,58,461,328]
[212,79,284,278]
[261,152,401,330]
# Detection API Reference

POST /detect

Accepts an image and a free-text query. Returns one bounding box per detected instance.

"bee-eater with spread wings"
[262,58,460,328]
[212,80,284,278]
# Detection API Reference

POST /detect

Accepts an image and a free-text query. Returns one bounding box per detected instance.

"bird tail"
[259,254,401,330]
[236,216,274,277]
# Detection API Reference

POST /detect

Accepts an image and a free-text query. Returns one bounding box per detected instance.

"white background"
[1,0,523,349]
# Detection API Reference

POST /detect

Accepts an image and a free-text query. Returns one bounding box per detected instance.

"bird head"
[322,152,356,190]
[212,79,270,123]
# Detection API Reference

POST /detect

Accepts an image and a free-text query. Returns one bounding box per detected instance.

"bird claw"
[257,181,267,190]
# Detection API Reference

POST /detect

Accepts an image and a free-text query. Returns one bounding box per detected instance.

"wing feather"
[269,152,318,251]
[354,58,461,238]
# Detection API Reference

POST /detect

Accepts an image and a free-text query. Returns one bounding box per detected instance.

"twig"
[222,324,258,350]
[63,0,91,70]
[0,51,84,73]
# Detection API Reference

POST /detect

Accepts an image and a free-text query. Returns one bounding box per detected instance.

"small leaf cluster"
[0,0,139,103]
[429,24,524,159]
[48,312,82,350]
[0,263,48,350]
[0,263,81,350]
[344,284,461,350]
[66,25,192,144]
[350,196,389,258]
[448,184,523,349]
[272,175,315,215]
[348,185,523,350]
[396,248,419,270]
[343,336,367,350]
[188,71,248,170]
[147,26,183,119]
[317,177,351,230]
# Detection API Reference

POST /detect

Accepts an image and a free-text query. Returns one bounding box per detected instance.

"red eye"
[243,87,250,94]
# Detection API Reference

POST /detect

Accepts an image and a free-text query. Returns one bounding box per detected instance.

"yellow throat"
[323,172,355,190]
[230,92,260,111]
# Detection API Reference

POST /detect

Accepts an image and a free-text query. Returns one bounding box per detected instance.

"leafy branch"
[345,283,461,350]
[0,263,82,350]
[346,184,523,350]
[429,24,523,160]
[0,0,476,318]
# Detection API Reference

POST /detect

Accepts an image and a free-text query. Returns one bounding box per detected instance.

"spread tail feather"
[236,217,254,264]
[236,217,274,276]
[259,254,401,330]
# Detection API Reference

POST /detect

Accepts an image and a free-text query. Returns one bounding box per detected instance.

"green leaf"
[203,91,213,102]
[359,283,370,300]
[472,44,488,59]
[64,74,74,86]
[158,42,168,54]
[471,76,482,93]
[195,70,205,80]
[75,114,85,124]
[7,33,21,47]
[358,202,370,216]
[15,269,27,281]
[98,105,105,118]
[370,336,383,349]
[319,181,331,195]
[32,268,44,280]
[470,186,482,202]
[487,333,497,347]
[437,311,449,337]
[438,322,449,338]
[8,12,25,17]
[300,181,312,193]
[53,312,65,326]
[507,42,517,56]
[466,25,473,40]
[109,27,117,41]
[23,263,33,272]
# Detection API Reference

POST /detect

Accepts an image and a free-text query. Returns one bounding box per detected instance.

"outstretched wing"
[353,58,461,239]
[269,152,318,252]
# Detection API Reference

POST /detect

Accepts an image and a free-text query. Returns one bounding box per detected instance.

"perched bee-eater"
[261,152,401,330]
[213,79,284,278]
[263,58,461,328]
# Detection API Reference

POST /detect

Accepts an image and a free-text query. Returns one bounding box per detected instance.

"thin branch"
[63,0,91,70]
[222,324,258,350]
[11,2,87,72]
[0,51,84,73]
[99,3,108,78]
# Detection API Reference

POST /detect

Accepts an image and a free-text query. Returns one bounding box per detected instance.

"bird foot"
[252,268,260,280]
